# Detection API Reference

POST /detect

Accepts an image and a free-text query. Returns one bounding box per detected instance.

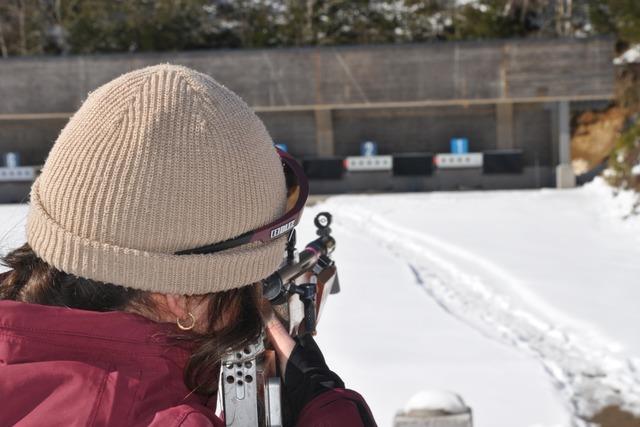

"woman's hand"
[258,279,358,425]
[258,270,315,375]
[258,299,295,375]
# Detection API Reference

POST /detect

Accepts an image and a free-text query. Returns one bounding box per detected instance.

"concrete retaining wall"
[0,37,614,191]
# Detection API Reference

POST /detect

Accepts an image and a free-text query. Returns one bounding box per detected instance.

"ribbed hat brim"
[27,178,287,295]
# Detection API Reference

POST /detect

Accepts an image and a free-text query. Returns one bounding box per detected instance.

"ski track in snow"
[324,200,640,426]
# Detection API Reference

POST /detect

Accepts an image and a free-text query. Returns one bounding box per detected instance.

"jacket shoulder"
[146,405,223,427]
[297,389,377,427]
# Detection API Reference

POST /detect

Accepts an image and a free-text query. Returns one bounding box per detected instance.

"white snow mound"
[404,390,468,414]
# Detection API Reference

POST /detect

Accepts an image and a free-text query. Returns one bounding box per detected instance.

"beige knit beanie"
[26,64,288,295]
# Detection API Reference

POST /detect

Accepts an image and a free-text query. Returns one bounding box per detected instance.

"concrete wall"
[514,103,554,166]
[310,166,554,194]
[0,37,614,113]
[0,118,63,165]
[0,37,614,189]
[259,111,317,157]
[333,105,497,156]
[221,102,557,167]
[0,104,556,167]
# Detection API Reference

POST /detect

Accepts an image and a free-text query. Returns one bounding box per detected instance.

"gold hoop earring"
[176,312,196,331]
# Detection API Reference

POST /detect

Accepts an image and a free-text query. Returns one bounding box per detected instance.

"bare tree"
[555,0,574,36]
[44,0,72,53]
[305,0,314,43]
[17,0,27,54]
[519,0,530,23]
[0,19,8,58]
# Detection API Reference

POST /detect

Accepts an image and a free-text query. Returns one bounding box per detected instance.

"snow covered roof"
[614,44,640,65]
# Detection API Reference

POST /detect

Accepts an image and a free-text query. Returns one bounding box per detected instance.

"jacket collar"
[0,299,220,410]
[0,299,191,361]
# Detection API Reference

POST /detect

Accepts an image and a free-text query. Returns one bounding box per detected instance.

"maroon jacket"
[0,300,372,426]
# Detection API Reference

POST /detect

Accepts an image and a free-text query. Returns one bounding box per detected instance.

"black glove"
[282,334,345,424]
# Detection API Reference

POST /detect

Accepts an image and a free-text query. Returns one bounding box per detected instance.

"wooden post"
[496,102,514,149]
[314,108,334,156]
[558,100,571,165]
[556,100,575,188]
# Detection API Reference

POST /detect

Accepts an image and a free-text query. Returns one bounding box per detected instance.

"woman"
[0,64,374,427]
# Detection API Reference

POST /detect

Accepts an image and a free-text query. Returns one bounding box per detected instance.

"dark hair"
[0,243,262,397]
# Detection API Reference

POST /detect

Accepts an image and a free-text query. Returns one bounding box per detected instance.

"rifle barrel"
[262,235,335,302]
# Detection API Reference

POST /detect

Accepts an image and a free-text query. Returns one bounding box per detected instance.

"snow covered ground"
[298,178,640,427]
[0,178,638,427]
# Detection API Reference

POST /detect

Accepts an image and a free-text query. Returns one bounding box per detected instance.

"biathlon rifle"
[221,212,340,427]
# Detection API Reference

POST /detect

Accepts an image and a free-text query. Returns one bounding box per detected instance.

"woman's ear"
[164,293,189,319]
[146,293,188,323]
[148,293,209,331]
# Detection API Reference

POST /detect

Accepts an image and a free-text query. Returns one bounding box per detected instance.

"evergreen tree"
[589,0,640,45]
[0,0,50,57]
[0,0,638,57]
